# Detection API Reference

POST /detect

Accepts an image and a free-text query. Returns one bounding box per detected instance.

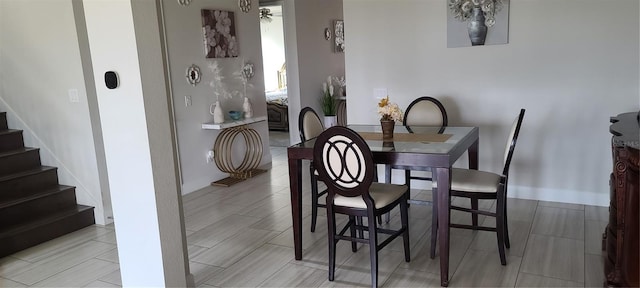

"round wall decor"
[324,28,332,40]
[177,0,192,6]
[239,0,251,13]
[186,64,201,86]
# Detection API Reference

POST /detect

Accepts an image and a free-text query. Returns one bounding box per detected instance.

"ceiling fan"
[259,8,273,22]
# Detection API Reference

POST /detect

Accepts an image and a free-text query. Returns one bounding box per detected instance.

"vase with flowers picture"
[447,0,509,48]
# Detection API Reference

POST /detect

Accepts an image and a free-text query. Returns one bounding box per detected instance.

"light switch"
[68,89,79,103]
[185,95,192,107]
[373,88,387,100]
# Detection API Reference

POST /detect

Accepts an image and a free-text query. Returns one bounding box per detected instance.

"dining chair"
[384,96,448,223]
[298,107,326,232]
[431,109,525,265]
[313,126,410,288]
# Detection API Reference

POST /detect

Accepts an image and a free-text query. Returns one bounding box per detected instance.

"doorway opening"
[259,4,290,147]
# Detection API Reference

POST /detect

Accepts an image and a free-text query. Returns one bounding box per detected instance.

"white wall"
[284,0,345,143]
[0,0,110,224]
[344,0,640,206]
[162,0,271,194]
[83,0,190,286]
[260,10,285,92]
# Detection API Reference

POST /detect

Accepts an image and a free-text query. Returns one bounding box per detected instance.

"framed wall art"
[334,20,344,53]
[202,9,239,58]
[447,0,510,48]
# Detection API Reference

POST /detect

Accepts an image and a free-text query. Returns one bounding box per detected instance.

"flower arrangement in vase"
[377,96,403,140]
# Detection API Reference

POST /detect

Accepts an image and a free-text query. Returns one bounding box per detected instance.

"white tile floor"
[0,147,607,287]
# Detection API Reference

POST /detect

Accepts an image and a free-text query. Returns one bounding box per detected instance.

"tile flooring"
[0,147,608,287]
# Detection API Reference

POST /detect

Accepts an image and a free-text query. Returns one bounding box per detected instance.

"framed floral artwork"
[202,10,239,58]
[334,20,344,53]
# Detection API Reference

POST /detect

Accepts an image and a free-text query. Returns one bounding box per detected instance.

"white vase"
[242,97,253,118]
[210,101,224,124]
[324,116,337,128]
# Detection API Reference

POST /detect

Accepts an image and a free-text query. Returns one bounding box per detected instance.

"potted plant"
[321,77,337,127]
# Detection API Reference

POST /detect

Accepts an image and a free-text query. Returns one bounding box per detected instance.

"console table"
[202,116,267,186]
[604,111,639,287]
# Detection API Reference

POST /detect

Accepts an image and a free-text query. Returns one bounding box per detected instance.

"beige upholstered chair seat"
[334,183,408,209]
[433,168,501,193]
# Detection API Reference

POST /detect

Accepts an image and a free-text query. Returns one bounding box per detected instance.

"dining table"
[286,124,479,287]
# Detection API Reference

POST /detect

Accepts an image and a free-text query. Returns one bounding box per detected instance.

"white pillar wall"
[82,0,190,286]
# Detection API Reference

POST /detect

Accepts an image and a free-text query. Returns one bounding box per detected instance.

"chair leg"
[384,165,392,224]
[349,216,357,252]
[404,170,411,207]
[471,198,479,228]
[504,191,511,249]
[327,206,337,281]
[430,188,438,259]
[357,216,364,240]
[310,165,319,233]
[367,210,379,288]
[400,195,411,262]
[496,188,507,265]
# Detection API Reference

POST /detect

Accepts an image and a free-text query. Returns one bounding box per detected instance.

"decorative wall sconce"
[186,64,201,86]
[324,28,332,40]
[177,0,192,6]
[239,0,251,13]
[242,62,255,80]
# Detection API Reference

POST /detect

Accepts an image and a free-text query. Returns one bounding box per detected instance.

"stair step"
[0,185,77,227]
[0,205,95,258]
[0,148,41,176]
[0,166,59,202]
[0,129,24,152]
[0,112,6,130]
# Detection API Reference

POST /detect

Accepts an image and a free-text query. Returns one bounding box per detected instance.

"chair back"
[403,97,448,131]
[299,107,325,142]
[502,109,526,176]
[313,126,375,200]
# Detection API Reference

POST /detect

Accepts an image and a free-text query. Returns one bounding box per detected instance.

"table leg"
[468,138,479,170]
[435,167,451,287]
[288,157,303,260]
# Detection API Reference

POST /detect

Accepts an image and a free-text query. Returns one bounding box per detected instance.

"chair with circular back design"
[313,126,410,287]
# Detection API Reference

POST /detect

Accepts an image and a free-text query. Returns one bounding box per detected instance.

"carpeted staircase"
[0,111,95,258]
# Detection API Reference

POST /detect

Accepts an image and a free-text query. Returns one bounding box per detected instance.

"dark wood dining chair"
[384,96,448,227]
[431,109,525,265]
[298,107,326,232]
[313,126,410,288]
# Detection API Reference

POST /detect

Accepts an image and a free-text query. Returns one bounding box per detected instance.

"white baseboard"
[393,169,609,207]
[508,185,608,207]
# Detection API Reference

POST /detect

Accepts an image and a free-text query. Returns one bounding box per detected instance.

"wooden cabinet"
[605,112,639,287]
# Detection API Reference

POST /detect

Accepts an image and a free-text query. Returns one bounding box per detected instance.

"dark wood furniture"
[287,125,479,287]
[434,109,525,266]
[605,111,639,287]
[313,126,410,287]
[267,101,288,131]
[298,107,326,232]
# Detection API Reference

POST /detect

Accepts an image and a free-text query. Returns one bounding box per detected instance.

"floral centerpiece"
[377,96,403,122]
[377,96,403,140]
[449,0,502,27]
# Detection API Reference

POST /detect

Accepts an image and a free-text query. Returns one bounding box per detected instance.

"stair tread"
[0,129,21,135]
[0,147,38,158]
[0,166,56,182]
[0,185,74,209]
[0,205,94,236]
